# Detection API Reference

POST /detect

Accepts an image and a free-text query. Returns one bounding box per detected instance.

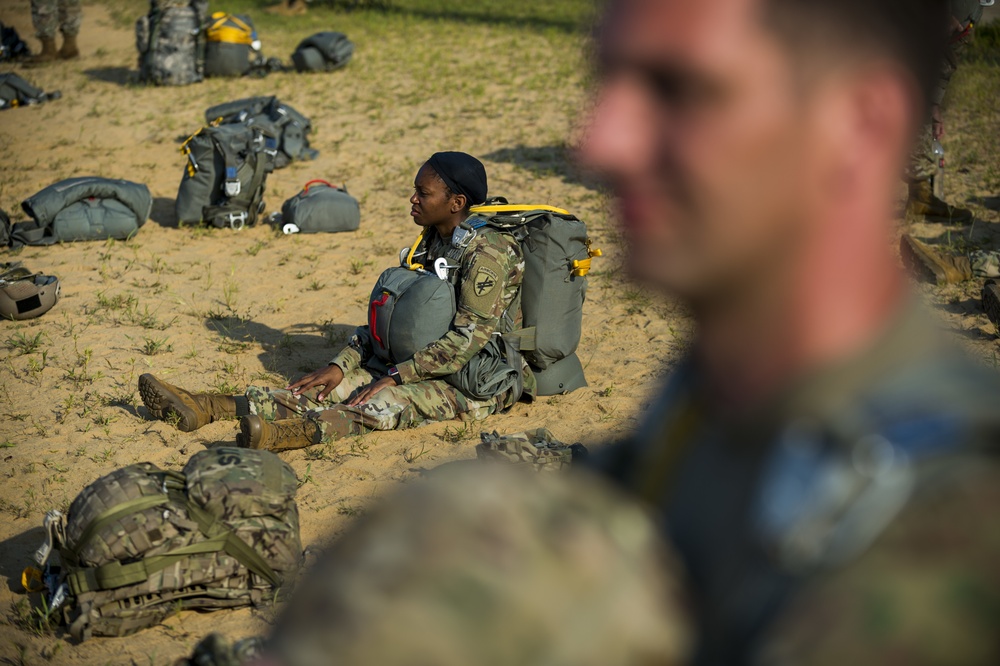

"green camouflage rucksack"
[476,428,588,471]
[136,0,209,86]
[25,448,301,641]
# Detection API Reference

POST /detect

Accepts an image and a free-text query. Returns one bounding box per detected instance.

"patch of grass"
[5,331,46,355]
[438,422,478,443]
[139,336,172,356]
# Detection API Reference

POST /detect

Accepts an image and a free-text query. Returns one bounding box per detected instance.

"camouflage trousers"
[906,124,937,183]
[245,366,502,442]
[31,0,81,39]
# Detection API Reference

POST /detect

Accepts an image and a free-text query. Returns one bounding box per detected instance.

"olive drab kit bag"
[176,123,275,229]
[279,180,360,234]
[136,0,209,86]
[205,96,317,169]
[23,448,302,640]
[291,31,354,72]
[0,72,61,110]
[1,177,151,248]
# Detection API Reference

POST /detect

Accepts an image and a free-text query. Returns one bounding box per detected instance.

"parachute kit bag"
[23,447,302,641]
[0,21,30,62]
[280,180,360,234]
[176,123,274,228]
[468,200,602,396]
[136,0,209,86]
[6,177,152,247]
[205,96,317,169]
[0,261,60,320]
[204,12,259,78]
[291,32,354,72]
[0,72,61,110]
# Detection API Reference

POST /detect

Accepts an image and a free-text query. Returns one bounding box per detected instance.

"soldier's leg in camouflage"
[27,0,59,65]
[138,374,243,432]
[904,126,972,222]
[57,0,81,59]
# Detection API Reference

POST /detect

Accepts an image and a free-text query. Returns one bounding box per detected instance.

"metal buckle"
[227,211,248,230]
[224,180,241,197]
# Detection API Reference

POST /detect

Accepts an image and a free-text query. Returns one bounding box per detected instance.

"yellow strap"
[21,566,44,593]
[469,204,571,216]
[405,229,427,271]
[207,14,254,45]
[572,241,603,277]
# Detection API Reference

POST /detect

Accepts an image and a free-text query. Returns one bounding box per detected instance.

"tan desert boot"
[237,415,321,452]
[982,280,1000,331]
[58,33,79,59]
[907,180,973,223]
[138,373,237,432]
[899,234,973,285]
[26,37,57,66]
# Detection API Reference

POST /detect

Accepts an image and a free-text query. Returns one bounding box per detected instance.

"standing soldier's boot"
[907,180,973,222]
[982,280,1000,331]
[58,33,79,59]
[899,234,973,285]
[139,373,239,432]
[26,36,57,66]
[237,415,321,451]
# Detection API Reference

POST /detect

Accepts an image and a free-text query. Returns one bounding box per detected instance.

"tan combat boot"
[237,415,321,452]
[138,373,237,432]
[899,234,972,285]
[58,33,79,59]
[907,180,973,223]
[982,280,1000,331]
[26,37,57,66]
[264,0,307,16]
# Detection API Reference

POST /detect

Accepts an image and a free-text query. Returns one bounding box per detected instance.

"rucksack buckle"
[226,211,248,230]
[224,180,241,197]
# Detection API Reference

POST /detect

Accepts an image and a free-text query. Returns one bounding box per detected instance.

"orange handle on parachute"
[302,179,342,194]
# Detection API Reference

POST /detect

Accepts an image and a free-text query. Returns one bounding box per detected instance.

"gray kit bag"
[136,0,208,86]
[291,32,354,72]
[280,180,359,234]
[176,124,273,229]
[5,177,151,247]
[205,96,316,169]
[367,266,455,369]
[0,72,60,110]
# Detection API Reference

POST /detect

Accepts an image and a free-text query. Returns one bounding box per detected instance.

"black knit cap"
[425,152,488,207]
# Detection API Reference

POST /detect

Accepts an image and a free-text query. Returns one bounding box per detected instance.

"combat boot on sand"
[139,373,237,432]
[982,280,1000,331]
[26,37,57,66]
[58,33,79,59]
[237,415,321,452]
[907,180,973,223]
[900,234,972,285]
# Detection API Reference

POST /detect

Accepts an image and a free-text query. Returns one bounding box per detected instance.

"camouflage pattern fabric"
[31,0,81,39]
[476,427,581,471]
[758,458,1000,666]
[53,448,301,640]
[246,366,502,442]
[258,466,692,666]
[592,303,1000,664]
[969,249,1000,278]
[136,0,207,86]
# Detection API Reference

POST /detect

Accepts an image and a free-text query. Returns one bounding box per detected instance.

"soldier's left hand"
[345,376,396,406]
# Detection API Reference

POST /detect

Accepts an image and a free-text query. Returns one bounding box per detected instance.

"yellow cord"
[405,229,427,271]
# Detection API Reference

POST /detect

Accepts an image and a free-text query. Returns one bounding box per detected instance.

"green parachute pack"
[23,447,302,641]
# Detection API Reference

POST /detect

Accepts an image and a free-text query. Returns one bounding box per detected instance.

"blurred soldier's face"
[579,0,828,301]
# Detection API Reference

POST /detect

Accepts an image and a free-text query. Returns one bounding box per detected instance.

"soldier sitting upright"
[139,152,532,451]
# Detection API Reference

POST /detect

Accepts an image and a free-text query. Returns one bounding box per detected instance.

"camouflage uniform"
[30,0,81,39]
[592,304,1000,665]
[246,226,533,442]
[261,466,692,666]
[906,0,984,181]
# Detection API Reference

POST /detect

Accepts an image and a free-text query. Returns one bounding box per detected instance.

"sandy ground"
[0,2,998,664]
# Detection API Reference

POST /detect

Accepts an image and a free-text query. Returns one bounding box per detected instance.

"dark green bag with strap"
[29,447,301,641]
[4,177,151,247]
[176,123,273,228]
[280,180,360,234]
[205,96,317,169]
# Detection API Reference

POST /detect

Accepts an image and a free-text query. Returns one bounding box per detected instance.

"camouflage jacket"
[331,224,534,395]
[591,303,1000,665]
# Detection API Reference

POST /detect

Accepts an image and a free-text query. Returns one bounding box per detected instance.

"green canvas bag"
[205,96,316,169]
[26,447,301,641]
[280,180,360,234]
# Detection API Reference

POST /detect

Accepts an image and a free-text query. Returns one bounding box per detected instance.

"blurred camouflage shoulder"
[758,456,1000,666]
[263,465,692,666]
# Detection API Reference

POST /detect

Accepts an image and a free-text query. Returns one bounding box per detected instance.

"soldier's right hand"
[287,364,344,401]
